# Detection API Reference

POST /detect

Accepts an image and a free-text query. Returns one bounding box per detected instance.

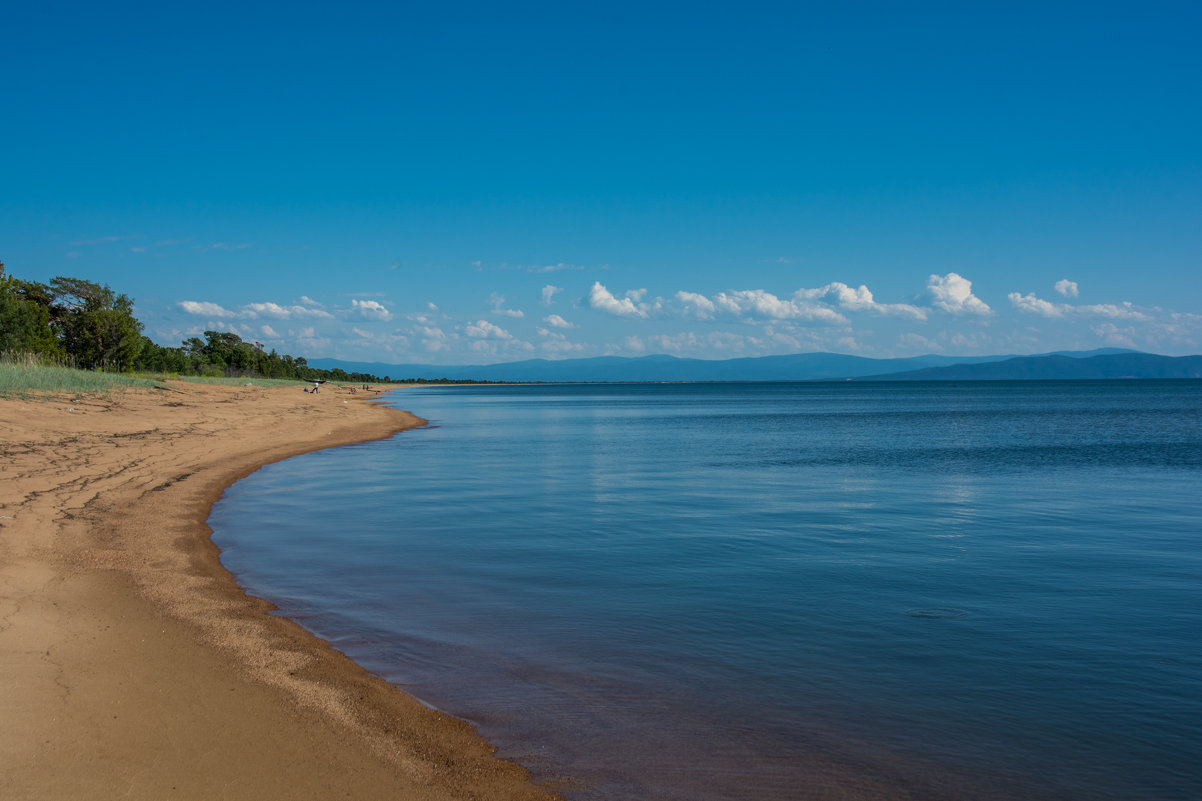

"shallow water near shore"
[211,381,1202,800]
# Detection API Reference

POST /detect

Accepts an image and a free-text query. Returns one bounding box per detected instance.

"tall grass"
[0,352,159,398]
[0,352,382,399]
[171,374,312,388]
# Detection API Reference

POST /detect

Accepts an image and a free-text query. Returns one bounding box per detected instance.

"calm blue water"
[210,381,1202,800]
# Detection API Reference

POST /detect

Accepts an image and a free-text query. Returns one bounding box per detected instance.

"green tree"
[0,262,63,358]
[49,276,144,369]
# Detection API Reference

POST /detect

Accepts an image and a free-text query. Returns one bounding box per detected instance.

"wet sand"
[0,381,560,800]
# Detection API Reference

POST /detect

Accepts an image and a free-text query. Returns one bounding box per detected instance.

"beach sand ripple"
[0,382,559,801]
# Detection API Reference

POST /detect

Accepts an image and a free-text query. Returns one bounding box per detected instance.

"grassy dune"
[0,355,158,398]
[0,354,323,399]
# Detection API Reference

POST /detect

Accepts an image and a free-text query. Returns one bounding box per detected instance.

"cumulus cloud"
[489,293,525,318]
[1079,303,1149,320]
[1008,292,1064,318]
[260,325,279,338]
[588,282,650,318]
[465,319,512,339]
[1009,293,1150,321]
[245,302,305,319]
[1055,279,1079,298]
[543,313,574,328]
[178,300,237,318]
[351,299,392,321]
[676,291,717,319]
[182,298,337,320]
[536,327,585,353]
[421,326,452,352]
[414,323,447,341]
[677,282,920,323]
[712,289,846,323]
[1091,322,1138,348]
[541,285,563,305]
[800,282,928,320]
[927,273,993,316]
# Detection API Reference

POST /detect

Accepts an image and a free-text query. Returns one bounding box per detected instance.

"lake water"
[210,381,1202,800]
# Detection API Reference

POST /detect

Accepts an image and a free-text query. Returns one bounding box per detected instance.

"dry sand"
[0,380,561,800]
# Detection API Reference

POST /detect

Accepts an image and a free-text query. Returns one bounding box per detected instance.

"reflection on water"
[212,381,1202,800]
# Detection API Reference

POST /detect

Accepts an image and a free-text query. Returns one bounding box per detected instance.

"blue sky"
[3,1,1199,364]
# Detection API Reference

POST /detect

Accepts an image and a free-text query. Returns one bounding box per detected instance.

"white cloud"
[1078,302,1148,320]
[800,282,928,320]
[1010,293,1150,321]
[527,262,585,273]
[713,290,790,319]
[676,291,717,319]
[1055,279,1079,298]
[427,301,439,311]
[352,299,393,321]
[260,325,279,338]
[1008,292,1064,318]
[1091,323,1138,348]
[541,285,563,306]
[651,332,701,352]
[234,301,336,319]
[536,327,585,353]
[703,331,749,352]
[897,332,942,352]
[419,324,452,352]
[946,331,993,351]
[712,289,846,323]
[625,336,646,352]
[588,281,650,318]
[543,313,574,328]
[677,282,920,323]
[69,234,142,246]
[298,295,324,308]
[465,319,512,339]
[468,337,534,356]
[928,273,993,316]
[489,292,525,318]
[242,302,291,318]
[178,300,237,318]
[414,324,446,340]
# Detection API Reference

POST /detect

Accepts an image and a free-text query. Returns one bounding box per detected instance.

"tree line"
[0,262,391,384]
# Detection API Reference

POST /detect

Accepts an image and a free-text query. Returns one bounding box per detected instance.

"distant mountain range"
[308,348,1202,383]
[865,352,1202,381]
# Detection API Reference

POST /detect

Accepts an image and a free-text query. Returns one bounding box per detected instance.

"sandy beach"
[0,381,560,800]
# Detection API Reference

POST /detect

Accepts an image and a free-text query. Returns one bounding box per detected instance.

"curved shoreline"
[0,381,560,800]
